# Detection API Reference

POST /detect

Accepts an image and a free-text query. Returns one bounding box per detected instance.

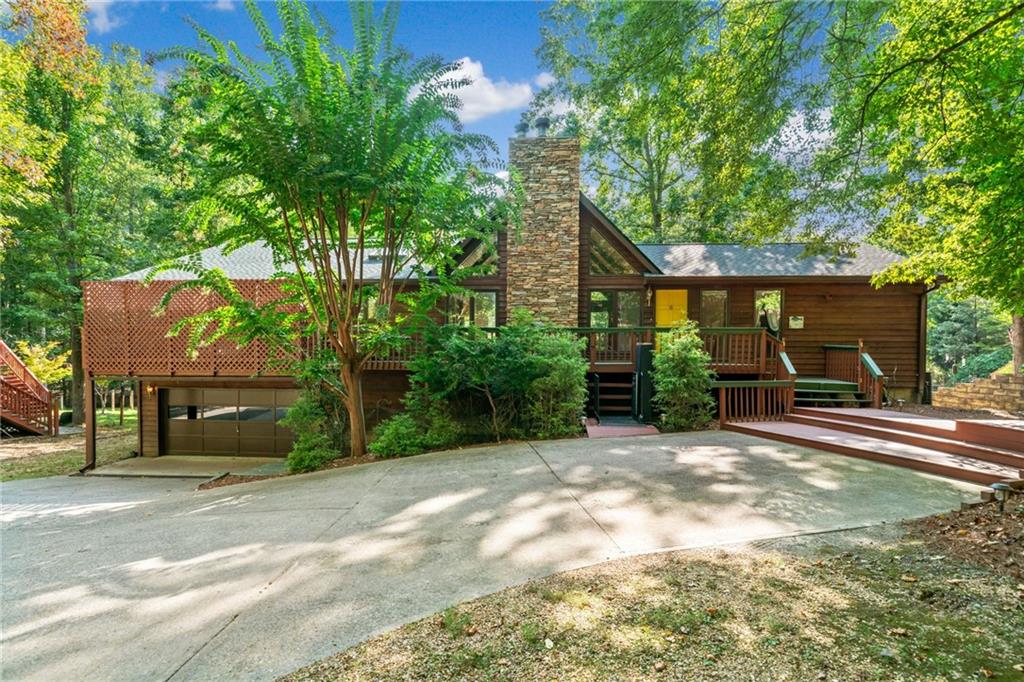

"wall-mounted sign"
[789,315,804,329]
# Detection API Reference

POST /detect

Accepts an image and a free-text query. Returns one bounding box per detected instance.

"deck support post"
[718,385,726,426]
[83,377,96,471]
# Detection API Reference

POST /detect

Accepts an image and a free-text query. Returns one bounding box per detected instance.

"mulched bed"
[911,502,1024,581]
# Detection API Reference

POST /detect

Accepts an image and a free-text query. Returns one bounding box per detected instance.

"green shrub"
[368,407,463,458]
[280,359,348,472]
[652,320,715,431]
[372,310,588,454]
[951,346,1012,384]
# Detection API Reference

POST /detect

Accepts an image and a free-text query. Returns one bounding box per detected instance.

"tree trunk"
[70,325,85,425]
[340,362,367,457]
[1011,314,1024,375]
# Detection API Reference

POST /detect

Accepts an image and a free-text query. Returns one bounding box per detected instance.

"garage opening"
[160,388,296,457]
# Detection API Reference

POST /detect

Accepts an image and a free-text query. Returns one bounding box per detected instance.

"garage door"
[162,388,297,456]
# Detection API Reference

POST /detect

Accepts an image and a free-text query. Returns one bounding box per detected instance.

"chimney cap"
[534,116,551,136]
[514,121,530,138]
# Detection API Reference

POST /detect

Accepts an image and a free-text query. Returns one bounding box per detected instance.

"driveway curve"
[1,430,980,681]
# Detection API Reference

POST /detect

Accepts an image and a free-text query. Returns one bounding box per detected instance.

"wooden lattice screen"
[82,280,296,378]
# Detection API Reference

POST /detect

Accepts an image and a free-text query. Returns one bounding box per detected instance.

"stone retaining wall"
[932,373,1024,414]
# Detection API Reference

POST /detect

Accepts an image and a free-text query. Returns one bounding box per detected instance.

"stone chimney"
[507,135,581,327]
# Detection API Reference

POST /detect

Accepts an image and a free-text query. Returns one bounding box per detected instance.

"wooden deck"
[726,407,1024,485]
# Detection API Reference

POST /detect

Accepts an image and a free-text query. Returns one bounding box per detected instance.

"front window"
[754,289,783,332]
[449,291,497,327]
[700,290,728,327]
[589,290,642,328]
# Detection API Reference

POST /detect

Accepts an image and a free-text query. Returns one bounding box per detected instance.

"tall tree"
[2,1,184,422]
[167,0,517,456]
[814,0,1024,373]
[533,0,819,242]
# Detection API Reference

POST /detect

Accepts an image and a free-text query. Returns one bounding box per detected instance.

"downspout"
[919,282,942,403]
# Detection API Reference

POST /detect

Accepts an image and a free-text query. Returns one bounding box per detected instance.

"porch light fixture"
[990,483,1012,513]
[145,384,156,396]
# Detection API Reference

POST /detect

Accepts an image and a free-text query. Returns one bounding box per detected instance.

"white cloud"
[494,170,510,181]
[534,72,557,89]
[86,1,125,34]
[451,58,533,124]
[207,0,235,10]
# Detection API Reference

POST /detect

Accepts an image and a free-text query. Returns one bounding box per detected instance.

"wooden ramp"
[726,408,1024,485]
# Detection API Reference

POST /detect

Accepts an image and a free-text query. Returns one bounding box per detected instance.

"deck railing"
[570,326,781,374]
[715,380,795,425]
[1,338,56,435]
[823,339,886,408]
[357,326,785,374]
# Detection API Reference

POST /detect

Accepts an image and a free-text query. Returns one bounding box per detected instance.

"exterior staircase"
[726,407,1024,486]
[592,371,634,416]
[0,339,56,436]
[794,377,871,407]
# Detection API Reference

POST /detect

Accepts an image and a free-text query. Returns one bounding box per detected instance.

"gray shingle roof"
[637,243,903,278]
[115,241,415,281]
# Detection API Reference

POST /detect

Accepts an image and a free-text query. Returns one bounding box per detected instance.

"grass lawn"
[92,407,139,429]
[286,509,1024,681]
[0,426,137,481]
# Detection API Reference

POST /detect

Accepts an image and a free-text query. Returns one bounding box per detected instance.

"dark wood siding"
[650,279,925,395]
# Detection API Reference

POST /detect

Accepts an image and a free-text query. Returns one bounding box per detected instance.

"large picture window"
[589,227,635,275]
[700,290,729,327]
[449,291,497,327]
[589,290,642,328]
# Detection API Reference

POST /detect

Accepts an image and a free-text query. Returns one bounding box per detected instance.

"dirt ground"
[0,429,136,480]
[893,403,1019,421]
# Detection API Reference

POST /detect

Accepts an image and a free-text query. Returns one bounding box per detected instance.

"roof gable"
[580,195,661,274]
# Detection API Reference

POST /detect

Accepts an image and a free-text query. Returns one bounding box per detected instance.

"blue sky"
[85,1,552,158]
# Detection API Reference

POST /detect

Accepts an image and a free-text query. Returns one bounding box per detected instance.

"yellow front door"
[655,289,688,327]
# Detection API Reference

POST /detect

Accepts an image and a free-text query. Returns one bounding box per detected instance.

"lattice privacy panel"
[83,280,298,378]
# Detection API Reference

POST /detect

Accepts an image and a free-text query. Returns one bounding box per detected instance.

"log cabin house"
[79,135,928,465]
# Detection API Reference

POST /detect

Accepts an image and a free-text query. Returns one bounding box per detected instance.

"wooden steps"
[785,412,1024,470]
[793,377,870,407]
[593,372,633,416]
[726,420,1021,485]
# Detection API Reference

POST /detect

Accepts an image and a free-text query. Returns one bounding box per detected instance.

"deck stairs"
[727,407,1024,485]
[794,377,871,407]
[0,339,55,436]
[592,372,634,416]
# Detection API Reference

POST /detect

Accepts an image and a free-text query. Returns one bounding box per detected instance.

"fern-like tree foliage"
[165,0,519,456]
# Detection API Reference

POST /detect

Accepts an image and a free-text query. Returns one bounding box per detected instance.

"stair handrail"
[859,349,885,408]
[0,338,50,404]
[777,350,797,381]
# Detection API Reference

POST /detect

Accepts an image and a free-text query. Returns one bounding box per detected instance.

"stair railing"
[859,349,886,408]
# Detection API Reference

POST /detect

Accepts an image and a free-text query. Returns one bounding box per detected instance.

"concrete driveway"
[1,430,981,681]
